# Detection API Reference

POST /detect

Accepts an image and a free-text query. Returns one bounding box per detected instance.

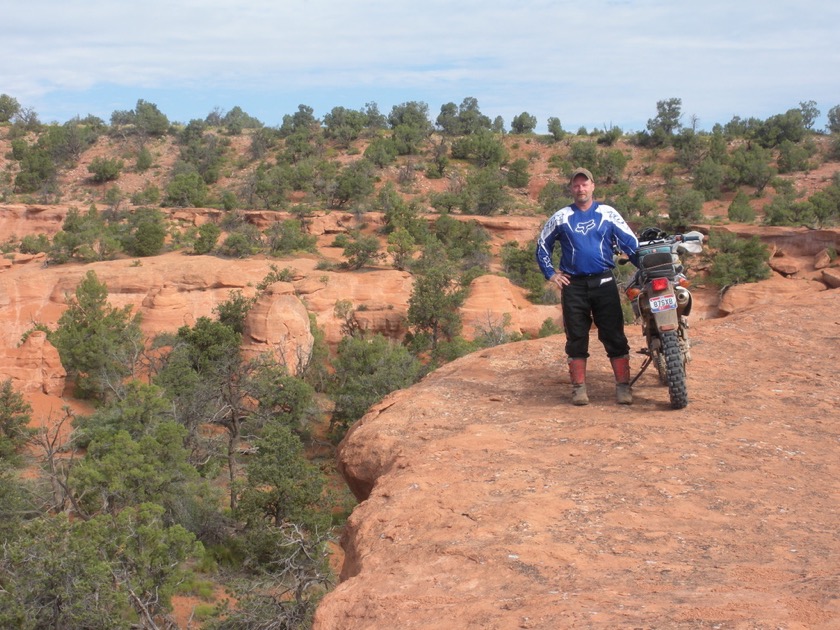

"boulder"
[821,267,840,289]
[308,213,358,236]
[461,275,558,339]
[814,248,833,270]
[718,274,825,315]
[242,282,314,374]
[0,331,66,395]
[293,270,414,346]
[768,256,801,276]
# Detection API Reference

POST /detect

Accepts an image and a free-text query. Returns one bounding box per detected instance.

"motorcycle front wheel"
[661,330,688,409]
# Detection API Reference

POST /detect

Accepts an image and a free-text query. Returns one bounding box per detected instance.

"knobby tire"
[654,352,668,385]
[661,330,688,409]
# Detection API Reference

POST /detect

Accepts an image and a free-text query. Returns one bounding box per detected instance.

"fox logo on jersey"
[575,219,596,235]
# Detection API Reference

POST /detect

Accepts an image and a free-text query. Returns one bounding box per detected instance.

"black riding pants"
[561,271,630,359]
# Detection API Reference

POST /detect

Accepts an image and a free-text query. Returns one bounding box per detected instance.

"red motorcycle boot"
[568,358,589,406]
[610,355,633,405]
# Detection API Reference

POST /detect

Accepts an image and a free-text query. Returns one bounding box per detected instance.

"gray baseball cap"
[569,167,594,184]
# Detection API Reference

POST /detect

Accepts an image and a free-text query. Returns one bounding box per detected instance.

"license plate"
[649,294,677,312]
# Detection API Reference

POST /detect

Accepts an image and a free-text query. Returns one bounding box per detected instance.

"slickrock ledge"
[314,289,840,629]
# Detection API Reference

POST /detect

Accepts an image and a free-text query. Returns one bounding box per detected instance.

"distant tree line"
[2,92,838,326]
[3,91,836,305]
[2,93,839,228]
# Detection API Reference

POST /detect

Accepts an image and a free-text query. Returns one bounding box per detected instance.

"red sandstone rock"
[1,201,840,628]
[294,269,414,345]
[0,331,66,395]
[768,256,801,276]
[242,282,314,373]
[314,289,840,629]
[461,274,558,339]
[717,273,825,315]
[821,267,840,288]
[814,247,832,270]
[0,244,557,386]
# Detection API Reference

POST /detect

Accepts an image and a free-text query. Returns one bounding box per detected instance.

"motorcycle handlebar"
[639,233,702,246]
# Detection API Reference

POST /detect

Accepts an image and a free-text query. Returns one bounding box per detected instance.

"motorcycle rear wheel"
[654,352,668,385]
[661,330,688,409]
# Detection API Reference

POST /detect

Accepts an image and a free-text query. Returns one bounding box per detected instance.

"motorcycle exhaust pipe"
[674,287,690,306]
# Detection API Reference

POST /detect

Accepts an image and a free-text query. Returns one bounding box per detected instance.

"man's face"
[570,175,594,204]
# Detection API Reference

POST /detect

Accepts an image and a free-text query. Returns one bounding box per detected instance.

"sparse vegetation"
[707,231,772,288]
[1,93,838,628]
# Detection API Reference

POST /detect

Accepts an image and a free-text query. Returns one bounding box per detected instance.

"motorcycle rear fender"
[647,284,679,332]
[651,307,679,332]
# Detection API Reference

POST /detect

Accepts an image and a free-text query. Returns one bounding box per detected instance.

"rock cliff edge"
[314,289,840,629]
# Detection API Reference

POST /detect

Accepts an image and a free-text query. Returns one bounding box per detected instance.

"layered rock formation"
[2,202,840,628]
[0,331,66,395]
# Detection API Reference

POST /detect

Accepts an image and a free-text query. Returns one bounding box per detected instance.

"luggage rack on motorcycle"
[637,245,677,280]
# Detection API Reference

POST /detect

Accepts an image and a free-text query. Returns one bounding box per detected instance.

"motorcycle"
[621,228,704,409]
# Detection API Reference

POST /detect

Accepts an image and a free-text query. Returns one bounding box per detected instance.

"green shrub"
[463,167,508,215]
[828,134,840,161]
[808,177,840,226]
[727,191,756,223]
[165,170,208,207]
[0,93,20,122]
[538,181,570,215]
[329,334,421,441]
[506,158,530,188]
[256,264,295,290]
[265,219,317,256]
[363,136,398,167]
[596,148,629,184]
[12,143,56,194]
[192,222,220,255]
[606,183,658,221]
[568,141,597,171]
[213,290,256,335]
[763,194,811,226]
[510,111,537,134]
[430,214,491,267]
[342,232,383,269]
[219,227,261,258]
[693,157,725,200]
[429,190,464,214]
[19,233,51,254]
[501,240,555,303]
[0,379,35,465]
[596,126,622,146]
[130,182,161,206]
[728,145,776,193]
[123,207,166,257]
[707,232,771,288]
[135,146,153,171]
[220,189,237,211]
[776,139,811,174]
[538,318,563,337]
[87,156,124,183]
[667,187,705,229]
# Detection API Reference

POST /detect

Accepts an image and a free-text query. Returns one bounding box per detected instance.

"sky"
[3,0,839,133]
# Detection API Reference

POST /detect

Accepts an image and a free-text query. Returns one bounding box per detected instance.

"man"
[535,167,639,405]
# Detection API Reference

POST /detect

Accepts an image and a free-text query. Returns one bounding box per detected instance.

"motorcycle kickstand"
[630,354,653,387]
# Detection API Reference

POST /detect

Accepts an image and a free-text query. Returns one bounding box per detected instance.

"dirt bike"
[620,228,704,409]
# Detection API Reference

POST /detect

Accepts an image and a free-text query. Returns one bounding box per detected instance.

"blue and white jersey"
[535,202,639,279]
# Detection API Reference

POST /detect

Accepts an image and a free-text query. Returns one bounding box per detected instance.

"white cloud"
[2,0,838,130]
